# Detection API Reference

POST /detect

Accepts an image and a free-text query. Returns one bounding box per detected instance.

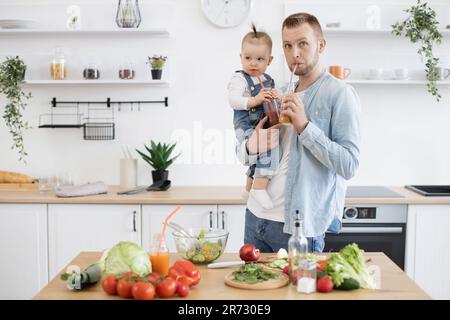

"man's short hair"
[282,12,324,39]
[242,24,273,54]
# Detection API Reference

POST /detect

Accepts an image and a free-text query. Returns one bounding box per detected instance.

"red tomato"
[317,275,334,293]
[131,282,155,300]
[176,281,190,298]
[156,277,177,298]
[117,278,134,299]
[148,272,163,285]
[102,275,118,295]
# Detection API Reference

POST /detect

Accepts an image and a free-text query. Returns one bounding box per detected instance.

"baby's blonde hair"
[241,24,272,54]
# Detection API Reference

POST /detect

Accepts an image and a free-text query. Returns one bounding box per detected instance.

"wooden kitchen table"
[34,252,430,300]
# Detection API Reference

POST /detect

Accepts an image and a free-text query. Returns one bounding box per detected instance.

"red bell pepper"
[168,260,201,287]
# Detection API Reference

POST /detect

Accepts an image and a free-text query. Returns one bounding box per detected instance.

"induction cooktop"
[346,186,404,198]
[405,185,450,196]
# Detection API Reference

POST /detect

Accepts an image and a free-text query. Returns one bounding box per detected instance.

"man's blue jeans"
[244,208,325,253]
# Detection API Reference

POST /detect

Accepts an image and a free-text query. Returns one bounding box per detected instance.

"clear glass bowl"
[172,228,229,264]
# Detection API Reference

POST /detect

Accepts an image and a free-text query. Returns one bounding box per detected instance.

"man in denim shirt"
[236,13,361,252]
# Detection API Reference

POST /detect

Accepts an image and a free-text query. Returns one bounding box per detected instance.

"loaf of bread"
[0,171,34,184]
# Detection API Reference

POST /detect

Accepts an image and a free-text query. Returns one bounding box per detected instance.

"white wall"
[1,0,449,186]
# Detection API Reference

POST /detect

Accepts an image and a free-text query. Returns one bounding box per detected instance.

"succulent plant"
[136,140,179,171]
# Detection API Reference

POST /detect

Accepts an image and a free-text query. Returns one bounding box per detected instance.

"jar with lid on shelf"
[118,58,135,80]
[50,47,67,80]
[83,58,100,80]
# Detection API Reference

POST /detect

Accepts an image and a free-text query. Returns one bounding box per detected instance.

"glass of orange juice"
[150,233,170,276]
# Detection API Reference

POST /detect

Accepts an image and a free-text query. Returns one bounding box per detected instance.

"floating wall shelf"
[323,28,450,36]
[24,80,170,86]
[0,28,170,37]
[346,80,450,85]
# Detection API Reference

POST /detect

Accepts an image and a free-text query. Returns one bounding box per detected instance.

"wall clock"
[201,0,252,28]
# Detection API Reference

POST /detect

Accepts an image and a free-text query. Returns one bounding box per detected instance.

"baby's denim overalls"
[233,70,280,179]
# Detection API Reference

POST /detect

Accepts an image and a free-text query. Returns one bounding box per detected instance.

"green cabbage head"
[100,241,151,277]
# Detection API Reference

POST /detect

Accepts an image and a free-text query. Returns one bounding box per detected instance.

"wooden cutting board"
[0,182,39,191]
[224,270,289,290]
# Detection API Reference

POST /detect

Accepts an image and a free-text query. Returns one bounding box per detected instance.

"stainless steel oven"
[324,205,407,269]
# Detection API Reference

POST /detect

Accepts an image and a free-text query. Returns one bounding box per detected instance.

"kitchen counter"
[33,252,430,300]
[1,185,450,205]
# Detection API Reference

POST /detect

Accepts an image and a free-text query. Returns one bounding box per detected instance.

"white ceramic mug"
[120,158,138,188]
[432,67,450,80]
[394,68,409,80]
[367,68,383,80]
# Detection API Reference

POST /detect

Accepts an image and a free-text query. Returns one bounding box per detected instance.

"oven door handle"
[338,227,403,234]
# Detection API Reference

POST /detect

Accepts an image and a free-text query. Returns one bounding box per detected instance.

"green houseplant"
[146,55,167,80]
[0,56,32,162]
[136,140,180,183]
[391,0,443,101]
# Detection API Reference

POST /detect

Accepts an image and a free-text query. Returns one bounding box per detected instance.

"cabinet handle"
[133,210,137,232]
[221,211,225,230]
[209,211,213,228]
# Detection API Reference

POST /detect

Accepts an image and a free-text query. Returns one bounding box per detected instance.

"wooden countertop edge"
[1,186,450,205]
[33,252,430,300]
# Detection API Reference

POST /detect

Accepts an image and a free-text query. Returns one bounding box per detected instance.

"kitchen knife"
[207,261,245,269]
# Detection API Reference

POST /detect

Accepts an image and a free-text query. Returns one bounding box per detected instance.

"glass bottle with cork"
[150,233,170,276]
[288,210,308,285]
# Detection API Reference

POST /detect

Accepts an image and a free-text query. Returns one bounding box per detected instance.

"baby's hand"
[253,89,272,105]
[270,89,282,101]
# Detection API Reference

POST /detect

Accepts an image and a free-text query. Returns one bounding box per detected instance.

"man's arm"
[298,86,361,180]
[235,138,258,166]
[235,116,281,166]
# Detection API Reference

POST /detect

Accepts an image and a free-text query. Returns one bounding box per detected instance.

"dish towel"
[55,181,108,198]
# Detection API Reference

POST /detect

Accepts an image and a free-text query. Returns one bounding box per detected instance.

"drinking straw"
[158,206,181,254]
[287,63,298,94]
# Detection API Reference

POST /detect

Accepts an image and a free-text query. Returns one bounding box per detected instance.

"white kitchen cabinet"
[48,204,141,279]
[0,204,48,299]
[406,205,450,299]
[142,205,217,253]
[217,205,246,253]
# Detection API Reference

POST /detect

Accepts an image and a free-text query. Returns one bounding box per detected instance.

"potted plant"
[392,0,443,102]
[147,55,167,80]
[0,56,32,163]
[136,140,180,184]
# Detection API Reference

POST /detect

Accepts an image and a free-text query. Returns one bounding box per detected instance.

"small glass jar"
[119,58,135,80]
[296,259,317,294]
[50,47,67,80]
[83,60,100,80]
[150,233,170,276]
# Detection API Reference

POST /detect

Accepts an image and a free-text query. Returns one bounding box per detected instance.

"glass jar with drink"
[150,233,170,276]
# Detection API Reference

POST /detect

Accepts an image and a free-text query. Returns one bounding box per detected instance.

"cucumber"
[335,277,360,290]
